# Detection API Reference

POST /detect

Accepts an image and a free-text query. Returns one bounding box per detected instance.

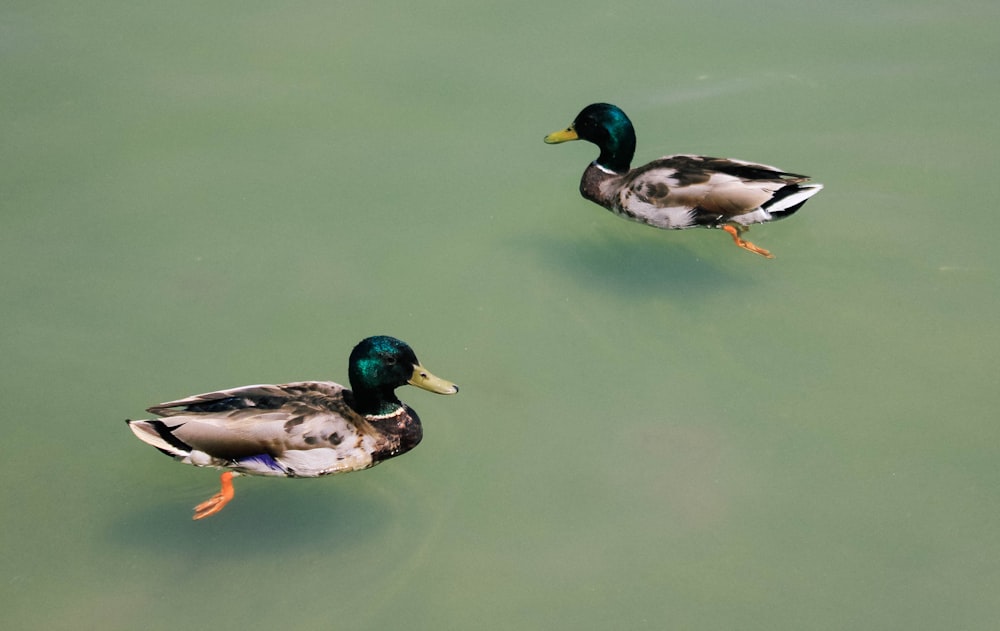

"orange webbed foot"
[193,471,236,520]
[722,224,774,259]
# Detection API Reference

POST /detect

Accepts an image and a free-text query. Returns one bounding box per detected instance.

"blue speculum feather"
[239,453,284,472]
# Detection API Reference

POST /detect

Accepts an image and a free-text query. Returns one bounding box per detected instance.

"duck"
[544,103,823,258]
[125,335,458,520]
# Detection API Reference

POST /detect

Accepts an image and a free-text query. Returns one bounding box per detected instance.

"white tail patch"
[127,420,189,457]
[769,183,823,213]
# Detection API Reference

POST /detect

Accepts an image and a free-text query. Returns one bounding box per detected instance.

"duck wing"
[131,381,384,477]
[621,155,812,220]
[147,381,346,416]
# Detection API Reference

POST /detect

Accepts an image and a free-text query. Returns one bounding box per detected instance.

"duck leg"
[721,224,774,259]
[193,471,236,520]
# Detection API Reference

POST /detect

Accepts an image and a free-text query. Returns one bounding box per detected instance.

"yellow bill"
[408,363,459,395]
[544,126,579,144]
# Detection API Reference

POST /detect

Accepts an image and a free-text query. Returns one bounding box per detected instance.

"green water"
[3,1,999,629]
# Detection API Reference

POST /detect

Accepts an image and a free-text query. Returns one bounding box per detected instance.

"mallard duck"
[544,103,823,258]
[126,335,458,520]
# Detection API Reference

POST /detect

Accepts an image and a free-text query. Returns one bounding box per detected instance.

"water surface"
[2,1,999,629]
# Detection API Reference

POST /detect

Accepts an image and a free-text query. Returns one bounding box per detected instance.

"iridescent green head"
[544,103,637,174]
[348,336,458,415]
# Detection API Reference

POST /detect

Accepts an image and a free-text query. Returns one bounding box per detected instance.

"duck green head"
[544,102,637,174]
[348,336,458,415]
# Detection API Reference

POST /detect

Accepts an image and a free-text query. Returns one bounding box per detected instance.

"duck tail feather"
[765,183,823,219]
[126,419,192,458]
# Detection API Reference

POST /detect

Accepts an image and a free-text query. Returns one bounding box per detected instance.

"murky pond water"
[3,1,998,629]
